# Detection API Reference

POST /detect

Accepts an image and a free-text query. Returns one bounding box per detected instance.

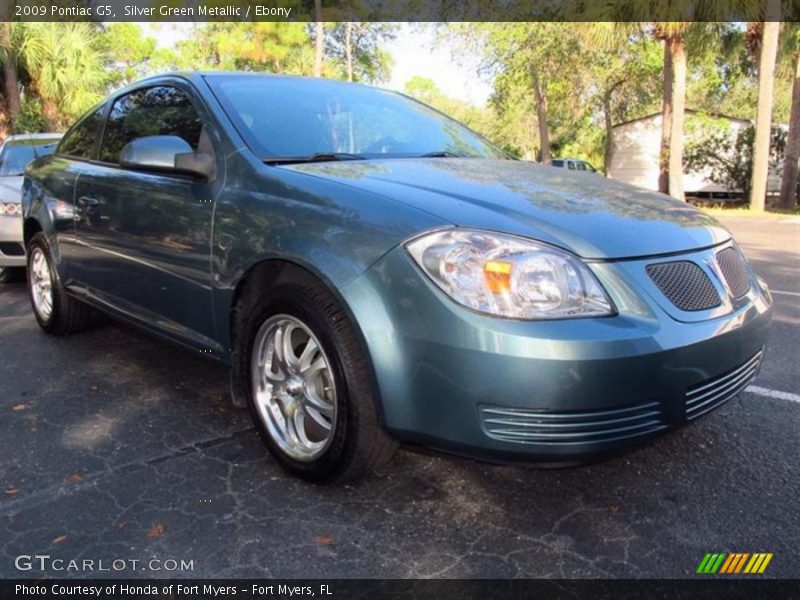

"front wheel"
[236,279,397,483]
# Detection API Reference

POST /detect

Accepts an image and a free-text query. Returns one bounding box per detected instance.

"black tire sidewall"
[242,284,353,482]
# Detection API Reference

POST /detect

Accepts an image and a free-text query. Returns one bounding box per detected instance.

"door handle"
[77,196,99,208]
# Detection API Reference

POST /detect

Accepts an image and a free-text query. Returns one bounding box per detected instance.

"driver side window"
[99,86,204,165]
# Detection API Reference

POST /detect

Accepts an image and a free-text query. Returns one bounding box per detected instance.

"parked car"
[22,74,772,483]
[0,133,61,283]
[551,157,597,172]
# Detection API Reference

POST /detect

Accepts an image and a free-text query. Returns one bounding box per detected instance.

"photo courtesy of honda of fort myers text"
[1,0,799,599]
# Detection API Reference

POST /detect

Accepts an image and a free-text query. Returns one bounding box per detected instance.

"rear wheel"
[236,277,397,483]
[27,232,93,335]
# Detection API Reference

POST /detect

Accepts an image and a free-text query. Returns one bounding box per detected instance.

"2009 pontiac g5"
[22,73,772,483]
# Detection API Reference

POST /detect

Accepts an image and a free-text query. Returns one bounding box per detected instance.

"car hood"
[282,158,730,260]
[0,176,24,204]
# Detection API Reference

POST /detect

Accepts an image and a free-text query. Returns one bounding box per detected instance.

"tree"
[0,19,21,128]
[582,24,662,174]
[313,0,324,77]
[176,23,310,72]
[750,2,782,212]
[447,23,584,163]
[327,23,396,84]
[99,23,158,87]
[18,23,106,129]
[779,25,800,209]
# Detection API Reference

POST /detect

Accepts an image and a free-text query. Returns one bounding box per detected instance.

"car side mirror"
[119,136,216,181]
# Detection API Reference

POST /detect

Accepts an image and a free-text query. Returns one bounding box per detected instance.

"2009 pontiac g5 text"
[22,73,772,483]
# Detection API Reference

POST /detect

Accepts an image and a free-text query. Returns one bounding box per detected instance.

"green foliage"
[327,23,397,83]
[12,98,47,133]
[403,76,497,149]
[17,23,108,128]
[98,23,158,87]
[684,123,787,198]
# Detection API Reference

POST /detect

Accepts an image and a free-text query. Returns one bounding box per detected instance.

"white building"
[608,110,781,197]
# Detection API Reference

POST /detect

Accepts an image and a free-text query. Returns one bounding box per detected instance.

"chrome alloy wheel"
[30,247,53,320]
[251,314,337,462]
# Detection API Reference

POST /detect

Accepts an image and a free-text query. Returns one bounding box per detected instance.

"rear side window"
[99,86,203,164]
[551,159,563,167]
[58,105,105,160]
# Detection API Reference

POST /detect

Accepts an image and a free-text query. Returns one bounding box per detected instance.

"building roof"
[613,109,752,129]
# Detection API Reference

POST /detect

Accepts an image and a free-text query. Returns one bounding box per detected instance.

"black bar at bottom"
[2,579,799,600]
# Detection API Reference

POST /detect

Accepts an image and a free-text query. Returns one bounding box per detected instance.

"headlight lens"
[406,229,614,319]
[1,202,21,216]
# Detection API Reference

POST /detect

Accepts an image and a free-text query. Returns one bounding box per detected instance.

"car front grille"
[646,261,721,311]
[478,402,667,445]
[685,350,763,421]
[716,247,751,298]
[0,242,24,257]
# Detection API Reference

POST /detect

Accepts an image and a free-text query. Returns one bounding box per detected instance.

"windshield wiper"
[417,151,469,158]
[264,152,366,165]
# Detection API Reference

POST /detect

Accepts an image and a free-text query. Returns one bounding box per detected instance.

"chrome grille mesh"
[716,247,751,298]
[646,261,721,311]
[478,402,666,445]
[685,350,763,420]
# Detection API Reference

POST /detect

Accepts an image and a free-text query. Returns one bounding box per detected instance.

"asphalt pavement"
[0,216,798,579]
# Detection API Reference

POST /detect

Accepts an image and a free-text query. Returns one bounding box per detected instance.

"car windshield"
[0,141,59,177]
[207,76,507,162]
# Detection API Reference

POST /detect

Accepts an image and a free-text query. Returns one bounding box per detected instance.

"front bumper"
[0,214,25,267]
[340,243,772,464]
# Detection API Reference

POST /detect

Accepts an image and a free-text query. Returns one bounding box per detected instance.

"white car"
[551,158,598,172]
[0,133,61,283]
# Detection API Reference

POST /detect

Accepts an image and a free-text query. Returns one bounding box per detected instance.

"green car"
[22,73,772,483]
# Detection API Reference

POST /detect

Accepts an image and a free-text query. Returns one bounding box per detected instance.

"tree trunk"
[531,65,550,164]
[750,7,781,212]
[658,38,673,194]
[41,98,60,131]
[779,51,800,209]
[603,89,614,177]
[0,21,20,128]
[667,34,686,201]
[313,0,324,77]
[344,22,353,82]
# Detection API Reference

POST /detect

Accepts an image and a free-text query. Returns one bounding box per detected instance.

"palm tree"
[779,25,799,209]
[313,0,324,77]
[18,23,106,130]
[750,1,782,212]
[0,23,21,128]
[653,22,692,200]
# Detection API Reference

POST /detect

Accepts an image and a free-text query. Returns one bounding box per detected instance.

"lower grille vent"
[478,402,666,445]
[686,350,763,421]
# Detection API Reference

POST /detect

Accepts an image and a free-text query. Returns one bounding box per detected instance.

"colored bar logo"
[696,552,773,574]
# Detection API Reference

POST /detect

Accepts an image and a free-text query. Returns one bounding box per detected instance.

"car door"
[73,83,223,347]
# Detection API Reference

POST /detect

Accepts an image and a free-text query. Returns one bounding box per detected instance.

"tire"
[27,232,93,335]
[235,277,397,483]
[0,266,24,283]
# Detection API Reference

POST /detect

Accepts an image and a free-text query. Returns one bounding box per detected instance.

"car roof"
[3,133,62,143]
[134,71,386,93]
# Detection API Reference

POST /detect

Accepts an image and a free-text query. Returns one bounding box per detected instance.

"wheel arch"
[228,258,387,423]
[23,217,43,248]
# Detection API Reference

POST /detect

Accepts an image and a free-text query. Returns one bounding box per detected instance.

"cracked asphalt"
[1,217,798,579]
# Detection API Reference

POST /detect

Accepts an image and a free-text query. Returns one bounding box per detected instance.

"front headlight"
[406,229,614,320]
